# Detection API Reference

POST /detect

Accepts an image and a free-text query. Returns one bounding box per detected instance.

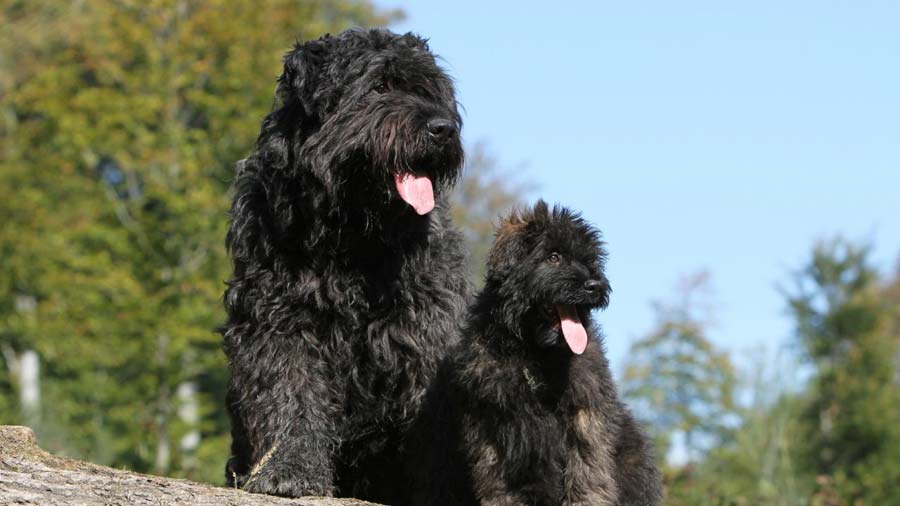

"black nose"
[584,279,605,293]
[426,118,457,141]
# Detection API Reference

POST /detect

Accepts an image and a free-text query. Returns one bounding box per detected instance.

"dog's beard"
[387,148,460,216]
[358,101,461,216]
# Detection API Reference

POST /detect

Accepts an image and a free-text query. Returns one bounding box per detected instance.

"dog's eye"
[548,252,561,264]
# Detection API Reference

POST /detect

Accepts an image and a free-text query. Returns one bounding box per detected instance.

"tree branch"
[0,426,382,506]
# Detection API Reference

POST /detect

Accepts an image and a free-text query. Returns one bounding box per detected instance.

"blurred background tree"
[785,239,900,505]
[658,355,808,506]
[451,142,530,285]
[623,272,738,465]
[623,254,900,506]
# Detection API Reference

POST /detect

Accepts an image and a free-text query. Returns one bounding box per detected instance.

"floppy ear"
[276,38,328,122]
[229,38,332,259]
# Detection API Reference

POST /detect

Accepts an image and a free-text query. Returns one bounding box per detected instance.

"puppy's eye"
[548,252,561,264]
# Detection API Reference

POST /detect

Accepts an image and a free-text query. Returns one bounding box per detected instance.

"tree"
[0,0,399,484]
[450,143,531,285]
[0,425,378,506]
[622,272,737,465]
[664,352,809,506]
[785,238,900,505]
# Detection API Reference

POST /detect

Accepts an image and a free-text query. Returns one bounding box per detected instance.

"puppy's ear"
[533,199,550,218]
[487,210,527,278]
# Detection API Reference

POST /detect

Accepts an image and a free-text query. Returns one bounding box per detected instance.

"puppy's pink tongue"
[394,173,434,215]
[556,305,588,355]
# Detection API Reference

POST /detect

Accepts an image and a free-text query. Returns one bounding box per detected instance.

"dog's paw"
[242,461,334,498]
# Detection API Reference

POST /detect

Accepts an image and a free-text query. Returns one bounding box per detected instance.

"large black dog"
[405,201,662,506]
[221,29,469,500]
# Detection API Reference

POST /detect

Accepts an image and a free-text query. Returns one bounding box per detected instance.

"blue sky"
[381,1,900,375]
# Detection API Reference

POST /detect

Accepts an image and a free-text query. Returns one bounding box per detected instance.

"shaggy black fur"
[404,201,662,506]
[221,29,469,500]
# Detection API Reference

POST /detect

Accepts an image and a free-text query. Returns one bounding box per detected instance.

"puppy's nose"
[426,118,457,141]
[584,279,605,293]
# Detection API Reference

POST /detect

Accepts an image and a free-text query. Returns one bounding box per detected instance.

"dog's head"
[269,29,463,216]
[485,200,610,354]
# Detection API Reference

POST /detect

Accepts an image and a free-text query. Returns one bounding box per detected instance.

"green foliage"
[625,252,900,505]
[662,361,809,506]
[785,239,900,505]
[623,272,738,464]
[0,0,398,483]
[450,143,531,285]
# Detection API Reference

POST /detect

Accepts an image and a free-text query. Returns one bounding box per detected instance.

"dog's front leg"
[466,438,530,506]
[564,409,619,506]
[241,428,338,498]
[230,333,343,497]
[609,411,663,506]
[479,495,530,506]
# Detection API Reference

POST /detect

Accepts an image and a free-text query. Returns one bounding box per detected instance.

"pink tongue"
[556,305,588,355]
[394,173,435,215]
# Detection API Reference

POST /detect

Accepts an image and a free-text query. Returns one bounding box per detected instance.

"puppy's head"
[273,29,463,216]
[486,200,610,354]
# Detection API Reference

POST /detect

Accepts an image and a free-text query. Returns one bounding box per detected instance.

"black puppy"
[405,201,662,506]
[222,29,469,500]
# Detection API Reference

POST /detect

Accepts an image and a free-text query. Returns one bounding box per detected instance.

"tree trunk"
[18,350,40,425]
[0,426,382,506]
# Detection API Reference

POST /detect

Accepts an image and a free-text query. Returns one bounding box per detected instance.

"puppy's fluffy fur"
[404,201,662,506]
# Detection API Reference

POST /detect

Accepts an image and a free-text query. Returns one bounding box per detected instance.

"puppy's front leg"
[467,440,529,506]
[481,496,529,506]
[611,411,663,506]
[565,409,618,506]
